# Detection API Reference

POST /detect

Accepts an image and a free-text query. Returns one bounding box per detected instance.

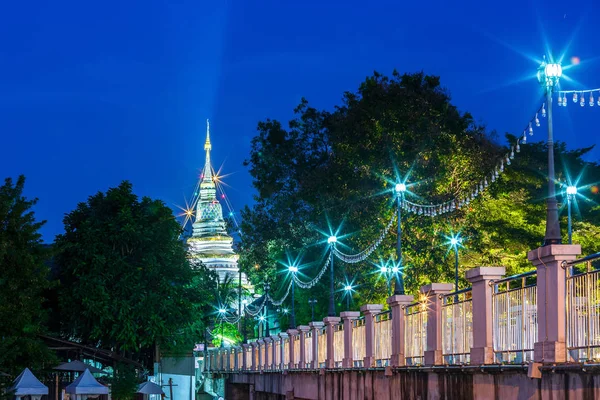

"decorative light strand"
[267,280,294,306]
[399,102,545,216]
[244,295,267,317]
[292,254,331,289]
[557,88,600,108]
[332,212,397,263]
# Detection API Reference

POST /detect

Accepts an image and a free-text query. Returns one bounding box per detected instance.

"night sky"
[1,0,599,242]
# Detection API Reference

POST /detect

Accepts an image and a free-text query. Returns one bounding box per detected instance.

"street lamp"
[218,308,227,348]
[566,185,578,244]
[241,299,248,343]
[343,284,353,310]
[288,265,298,329]
[308,298,318,321]
[448,235,462,297]
[263,282,271,337]
[537,57,563,245]
[394,182,407,295]
[327,236,337,316]
[379,264,391,296]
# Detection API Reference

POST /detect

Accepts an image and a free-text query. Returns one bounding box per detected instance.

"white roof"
[9,368,49,396]
[137,381,165,395]
[65,369,109,395]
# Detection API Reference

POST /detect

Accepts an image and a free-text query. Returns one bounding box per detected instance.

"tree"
[54,181,214,364]
[240,71,600,325]
[0,175,56,375]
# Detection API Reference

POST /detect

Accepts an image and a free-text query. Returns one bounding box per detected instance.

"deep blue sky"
[1,0,599,242]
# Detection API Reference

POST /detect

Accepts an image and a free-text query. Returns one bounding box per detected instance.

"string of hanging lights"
[556,87,600,107]
[267,280,294,306]
[332,213,397,263]
[292,254,331,289]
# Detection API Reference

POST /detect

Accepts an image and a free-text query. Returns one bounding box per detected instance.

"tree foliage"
[54,181,215,362]
[239,71,600,324]
[0,175,56,375]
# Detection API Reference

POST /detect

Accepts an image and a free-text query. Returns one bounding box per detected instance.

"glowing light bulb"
[566,185,578,195]
[573,93,578,103]
[522,133,527,144]
[541,103,546,117]
[535,114,540,127]
[516,143,520,153]
[392,266,399,273]
[557,95,563,107]
[528,122,533,135]
[344,285,352,291]
[580,94,585,107]
[563,93,567,106]
[327,236,337,244]
[510,149,515,159]
[506,155,511,166]
[395,183,407,193]
[590,93,595,107]
[380,266,388,273]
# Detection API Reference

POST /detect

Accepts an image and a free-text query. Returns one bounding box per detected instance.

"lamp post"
[394,183,407,295]
[327,236,337,316]
[449,236,461,300]
[308,298,318,321]
[288,265,298,328]
[258,315,266,338]
[344,285,352,310]
[241,299,248,344]
[537,58,563,245]
[264,282,271,337]
[218,308,227,348]
[566,185,577,244]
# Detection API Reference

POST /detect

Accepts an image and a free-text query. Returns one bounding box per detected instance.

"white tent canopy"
[137,382,164,395]
[8,368,49,396]
[65,369,108,395]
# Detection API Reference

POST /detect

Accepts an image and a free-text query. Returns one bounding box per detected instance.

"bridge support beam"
[423,283,453,366]
[340,311,360,367]
[287,329,298,369]
[361,304,383,367]
[387,294,414,367]
[324,316,341,368]
[309,321,324,369]
[467,267,506,364]
[528,244,580,363]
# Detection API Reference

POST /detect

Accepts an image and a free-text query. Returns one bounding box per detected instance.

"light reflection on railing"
[566,255,600,362]
[441,288,473,365]
[405,301,427,366]
[492,271,537,364]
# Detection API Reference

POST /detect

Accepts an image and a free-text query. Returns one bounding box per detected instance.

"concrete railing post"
[279,332,288,369]
[422,283,453,366]
[340,311,360,368]
[270,336,278,370]
[225,349,230,371]
[387,294,414,367]
[251,342,258,371]
[263,337,272,370]
[360,304,384,367]
[298,325,310,369]
[466,267,506,364]
[528,244,581,363]
[257,339,264,371]
[309,321,324,369]
[242,344,249,371]
[287,329,299,369]
[324,316,341,368]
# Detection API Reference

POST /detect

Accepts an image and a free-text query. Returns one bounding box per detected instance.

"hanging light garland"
[292,254,332,289]
[267,280,294,306]
[556,87,600,108]
[332,212,397,263]
[400,102,546,216]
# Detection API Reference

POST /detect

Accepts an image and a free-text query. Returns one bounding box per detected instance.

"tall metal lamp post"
[263,282,271,337]
[537,58,563,245]
[449,236,461,297]
[288,265,298,328]
[327,236,337,316]
[394,183,407,295]
[241,299,248,343]
[218,308,226,348]
[343,285,352,310]
[566,185,577,244]
[308,298,318,321]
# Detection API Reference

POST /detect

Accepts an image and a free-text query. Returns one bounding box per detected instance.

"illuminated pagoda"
[187,120,248,286]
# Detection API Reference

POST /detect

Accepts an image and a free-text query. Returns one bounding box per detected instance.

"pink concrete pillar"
[387,294,414,367]
[309,321,324,368]
[340,311,360,368]
[360,304,384,367]
[256,339,264,371]
[298,325,310,369]
[466,267,506,364]
[225,349,230,371]
[278,332,288,369]
[528,244,581,363]
[287,329,298,369]
[250,342,258,371]
[234,347,240,370]
[324,316,341,368]
[263,337,272,370]
[270,336,278,370]
[422,283,453,366]
[242,344,249,370]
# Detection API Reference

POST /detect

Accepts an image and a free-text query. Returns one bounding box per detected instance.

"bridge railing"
[566,253,600,362]
[208,248,599,371]
[404,300,427,366]
[492,270,537,364]
[441,288,473,365]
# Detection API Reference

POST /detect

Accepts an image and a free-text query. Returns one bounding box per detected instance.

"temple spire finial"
[204,119,212,151]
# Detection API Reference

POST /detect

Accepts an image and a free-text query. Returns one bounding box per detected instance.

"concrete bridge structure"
[205,244,600,399]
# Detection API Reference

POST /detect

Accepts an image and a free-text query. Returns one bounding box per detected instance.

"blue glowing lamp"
[328,235,337,244]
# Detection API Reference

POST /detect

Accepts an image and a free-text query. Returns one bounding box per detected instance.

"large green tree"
[0,176,55,375]
[54,181,214,364]
[240,71,600,324]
